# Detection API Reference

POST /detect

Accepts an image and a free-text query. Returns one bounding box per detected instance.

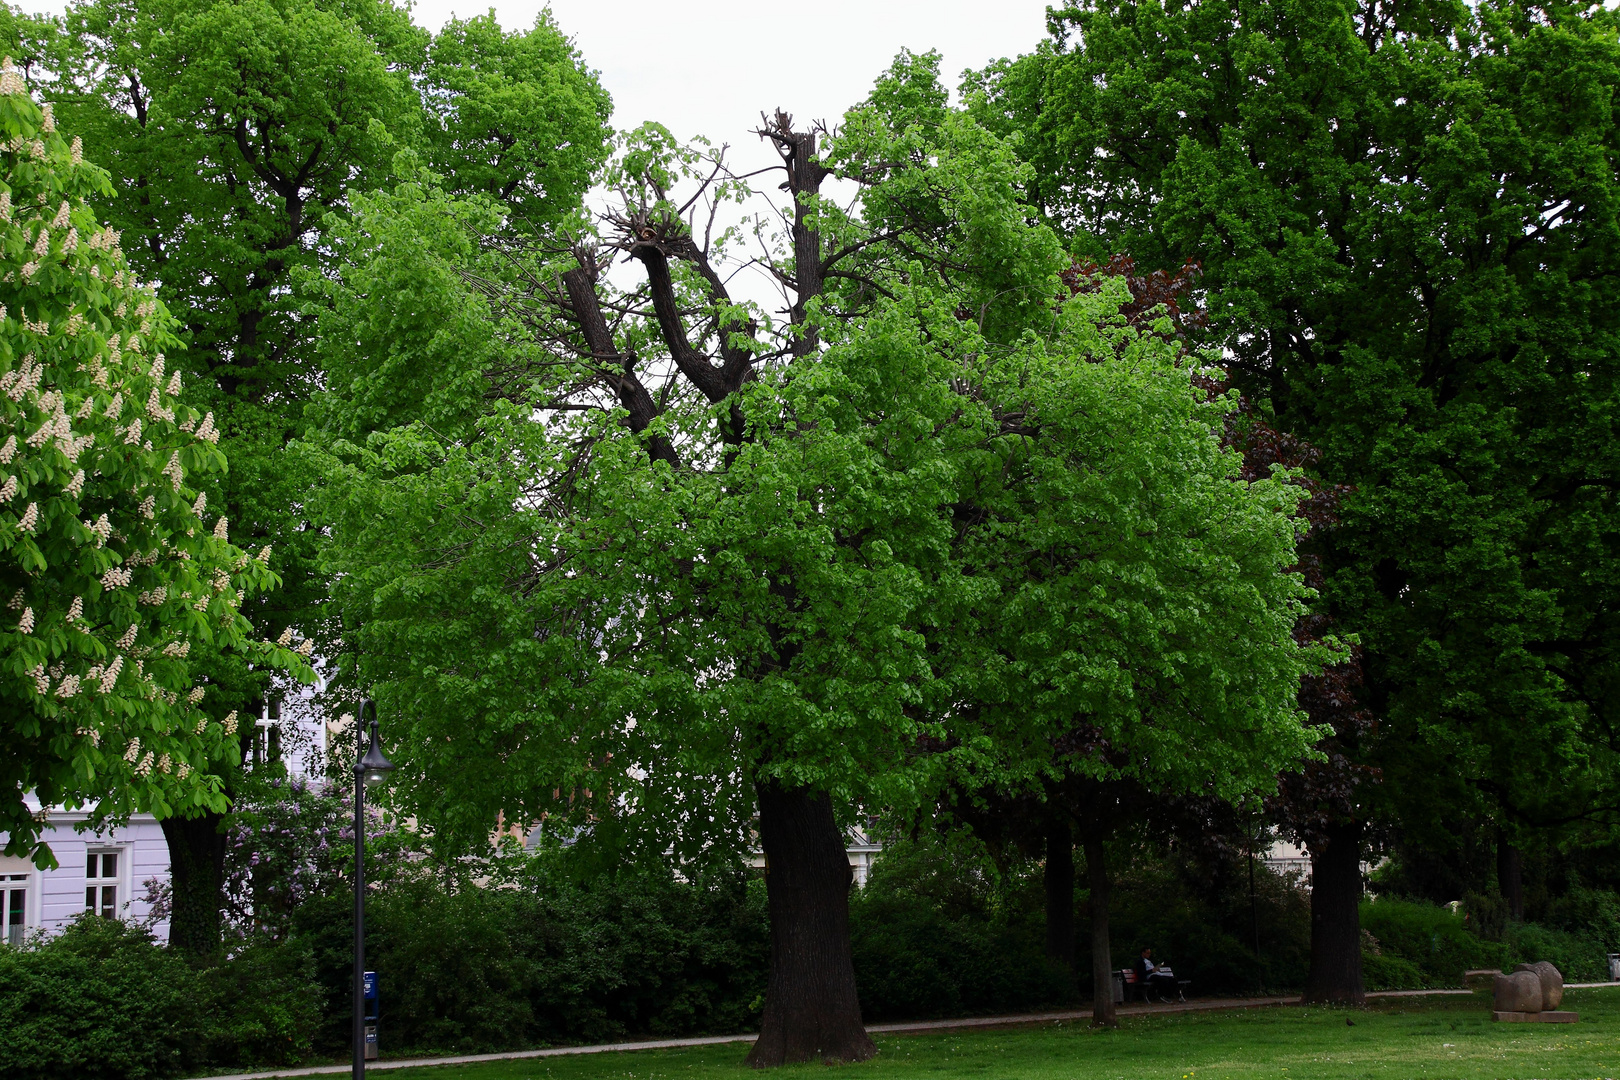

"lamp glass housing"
[356,718,395,788]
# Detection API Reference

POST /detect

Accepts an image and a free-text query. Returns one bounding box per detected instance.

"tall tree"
[307,54,1321,1064]
[27,0,610,951]
[0,66,299,865]
[977,0,1620,1000]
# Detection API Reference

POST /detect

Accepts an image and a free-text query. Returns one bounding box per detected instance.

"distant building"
[1262,839,1312,882]
[0,693,327,946]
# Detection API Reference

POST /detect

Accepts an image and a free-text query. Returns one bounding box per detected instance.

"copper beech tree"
[309,55,1323,1065]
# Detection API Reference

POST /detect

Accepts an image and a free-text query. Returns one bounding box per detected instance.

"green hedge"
[291,864,769,1055]
[1359,897,1614,987]
[1360,898,1505,988]
[0,916,319,1080]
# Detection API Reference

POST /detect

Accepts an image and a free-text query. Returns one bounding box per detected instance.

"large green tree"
[16,0,610,951]
[976,0,1620,1000]
[0,67,300,866]
[308,55,1323,1064]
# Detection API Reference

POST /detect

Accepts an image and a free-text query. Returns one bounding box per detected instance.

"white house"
[0,801,172,944]
[1,692,327,946]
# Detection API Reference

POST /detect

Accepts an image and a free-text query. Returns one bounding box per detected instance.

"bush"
[1502,921,1609,983]
[0,915,322,1080]
[849,837,1070,1020]
[1359,898,1505,987]
[196,937,322,1067]
[0,916,203,1080]
[290,861,769,1056]
[1361,951,1429,991]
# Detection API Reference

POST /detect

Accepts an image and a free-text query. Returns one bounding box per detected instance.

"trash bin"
[1608,953,1619,982]
[1112,970,1125,1005]
[364,971,379,1060]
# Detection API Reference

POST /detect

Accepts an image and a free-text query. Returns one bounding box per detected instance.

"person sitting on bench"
[1133,947,1177,1002]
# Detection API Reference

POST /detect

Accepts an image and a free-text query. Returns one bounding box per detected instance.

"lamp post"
[352,699,394,1079]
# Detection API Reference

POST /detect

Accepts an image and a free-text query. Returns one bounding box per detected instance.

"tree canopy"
[973,0,1620,998]
[306,53,1325,1062]
[0,67,300,863]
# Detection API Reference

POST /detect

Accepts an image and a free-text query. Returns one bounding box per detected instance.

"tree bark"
[1496,832,1524,921]
[160,812,227,957]
[1303,819,1364,1004]
[746,782,875,1067]
[1044,814,1075,973]
[1082,832,1116,1027]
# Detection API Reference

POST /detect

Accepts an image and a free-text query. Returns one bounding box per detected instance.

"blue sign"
[364,971,378,1020]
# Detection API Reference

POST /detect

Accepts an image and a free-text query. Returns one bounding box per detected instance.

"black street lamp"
[352,699,394,1078]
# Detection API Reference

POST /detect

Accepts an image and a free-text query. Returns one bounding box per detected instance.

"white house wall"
[0,808,170,942]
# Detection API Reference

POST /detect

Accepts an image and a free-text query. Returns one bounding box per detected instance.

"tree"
[934,254,1343,1024]
[0,64,298,867]
[977,0,1620,1001]
[28,0,611,951]
[307,53,1320,1064]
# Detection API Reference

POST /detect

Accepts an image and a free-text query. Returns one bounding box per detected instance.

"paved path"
[199,983,1619,1080]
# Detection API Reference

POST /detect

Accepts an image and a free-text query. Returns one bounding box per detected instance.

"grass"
[373,989,1620,1080]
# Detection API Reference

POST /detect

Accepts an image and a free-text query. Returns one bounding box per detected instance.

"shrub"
[849,840,1069,1020]
[1503,921,1608,983]
[290,861,769,1056]
[1361,951,1429,991]
[195,937,322,1067]
[0,915,322,1080]
[0,916,203,1080]
[1359,898,1505,986]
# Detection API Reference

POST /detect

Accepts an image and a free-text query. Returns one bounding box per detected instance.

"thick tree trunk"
[1497,833,1524,921]
[1082,832,1116,1027]
[746,782,875,1067]
[1303,820,1364,1004]
[1044,814,1075,972]
[160,812,227,957]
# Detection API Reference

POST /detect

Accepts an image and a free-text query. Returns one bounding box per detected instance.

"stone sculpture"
[1492,961,1575,1023]
[1513,961,1564,1009]
[1492,970,1544,1013]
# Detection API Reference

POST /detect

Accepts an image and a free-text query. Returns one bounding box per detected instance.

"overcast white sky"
[23,0,1059,310]
[418,0,1053,145]
[26,0,1056,143]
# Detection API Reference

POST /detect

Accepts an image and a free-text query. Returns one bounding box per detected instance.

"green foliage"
[0,916,201,1080]
[1501,921,1610,983]
[980,0,1620,848]
[308,80,1324,861]
[0,72,300,862]
[1360,898,1505,987]
[0,915,319,1079]
[850,835,1071,1020]
[25,0,612,719]
[421,11,612,226]
[289,861,770,1055]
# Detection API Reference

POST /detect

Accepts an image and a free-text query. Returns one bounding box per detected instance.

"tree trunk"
[1082,832,1116,1027]
[1044,814,1075,972]
[746,782,875,1067]
[160,812,227,957]
[1497,832,1524,921]
[1303,820,1364,1004]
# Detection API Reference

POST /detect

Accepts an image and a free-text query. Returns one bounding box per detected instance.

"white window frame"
[84,847,127,920]
[1,872,29,945]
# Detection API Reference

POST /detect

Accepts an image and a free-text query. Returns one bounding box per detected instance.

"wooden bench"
[1120,967,1191,1003]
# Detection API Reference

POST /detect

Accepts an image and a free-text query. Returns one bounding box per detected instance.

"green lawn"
[378,989,1620,1080]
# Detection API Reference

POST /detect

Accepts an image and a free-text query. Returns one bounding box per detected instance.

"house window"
[2,873,26,945]
[85,850,120,919]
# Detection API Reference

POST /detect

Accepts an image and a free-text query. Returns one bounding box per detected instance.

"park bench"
[1119,967,1191,1003]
